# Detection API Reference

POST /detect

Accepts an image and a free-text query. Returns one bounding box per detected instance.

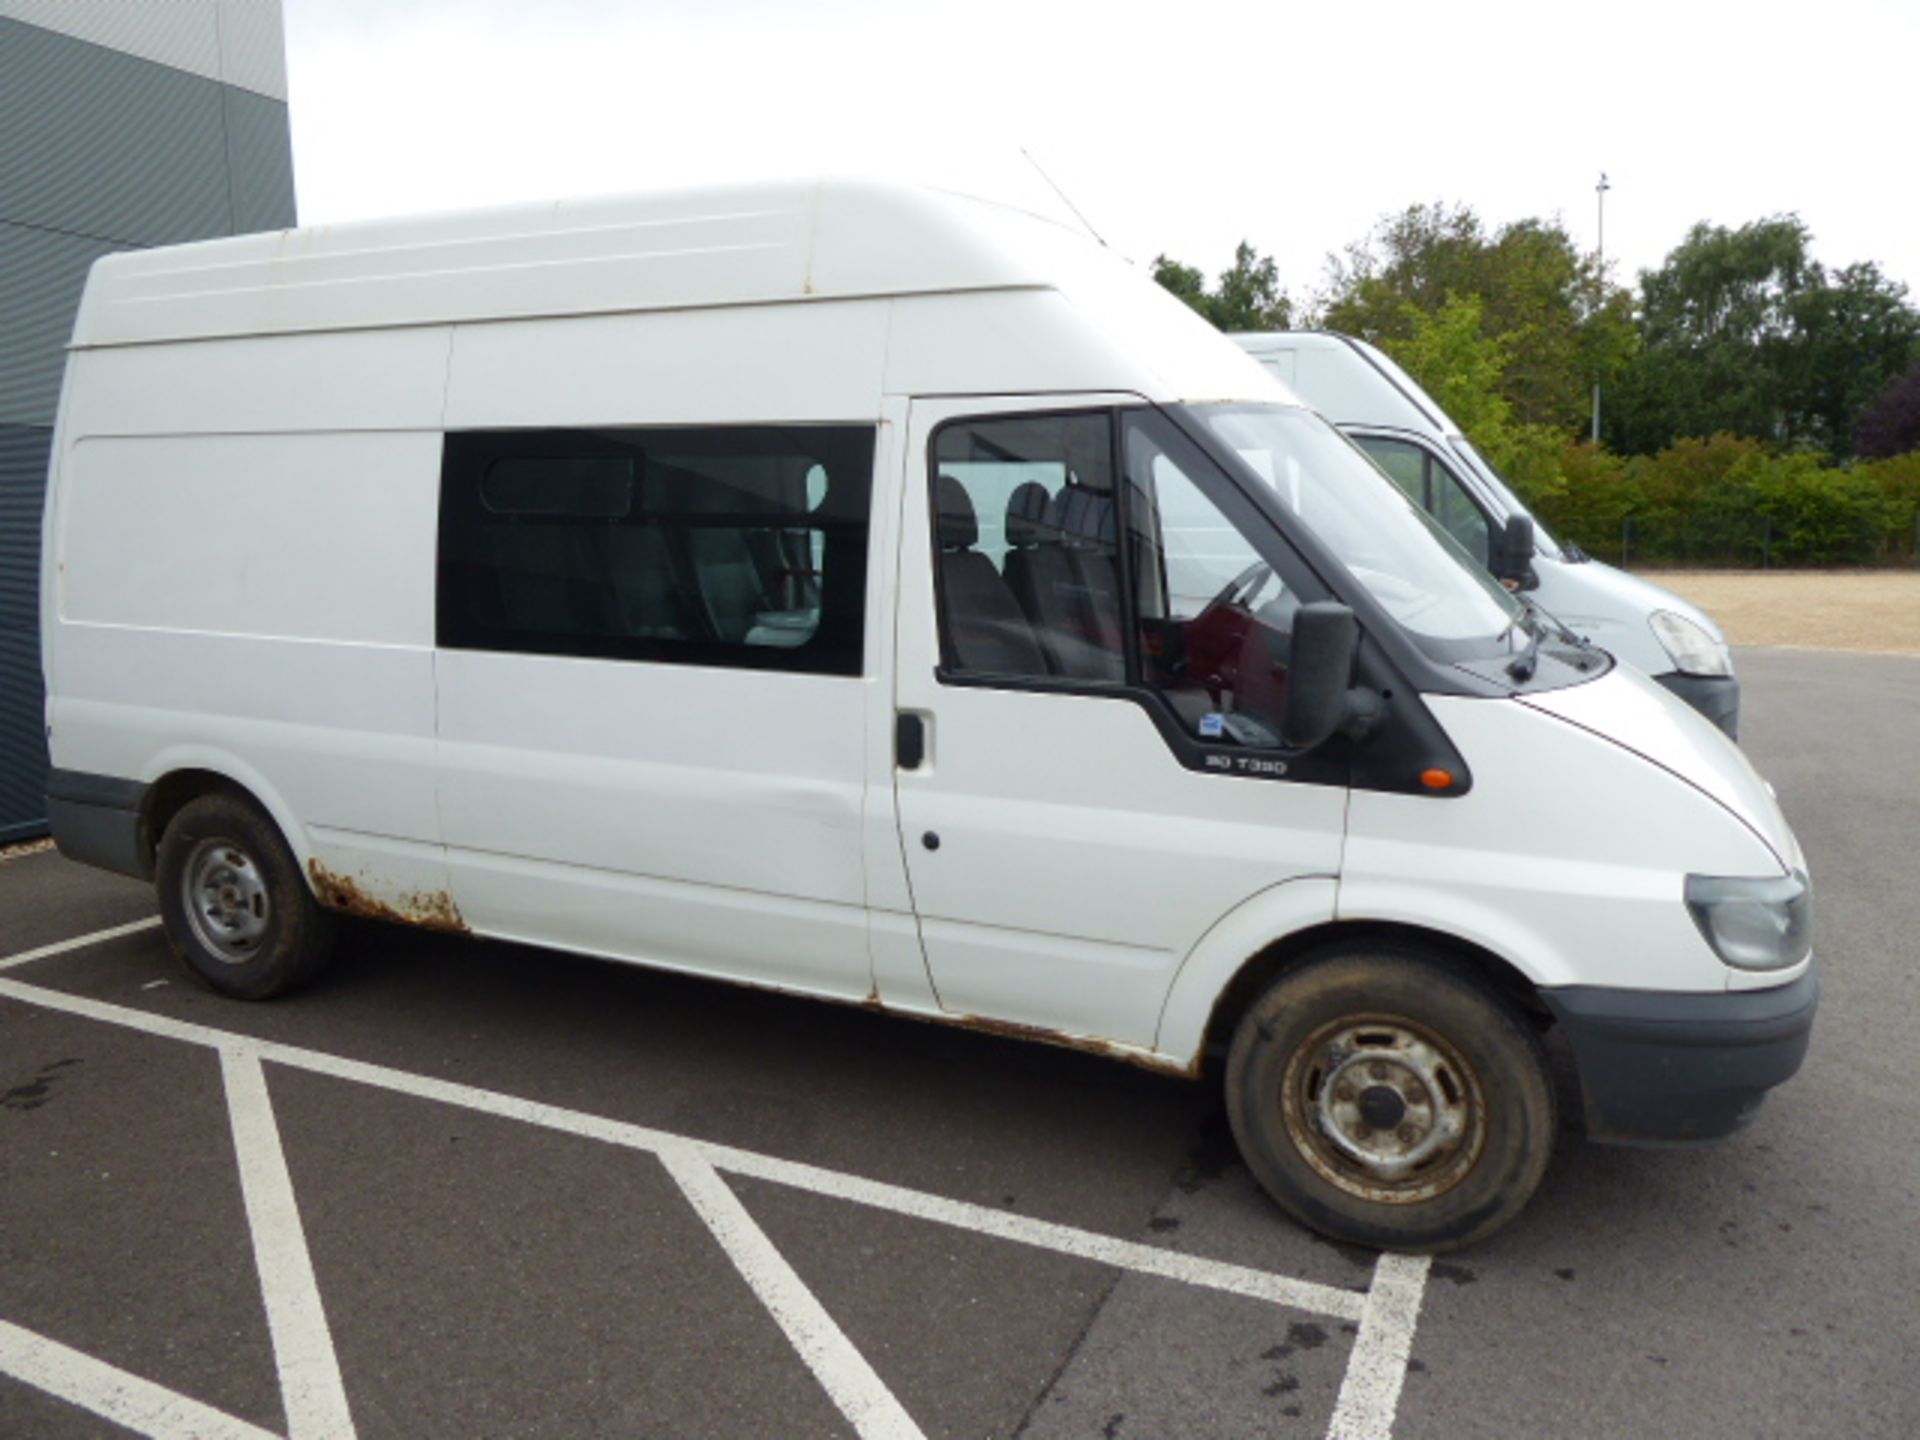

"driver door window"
[1123,413,1297,749]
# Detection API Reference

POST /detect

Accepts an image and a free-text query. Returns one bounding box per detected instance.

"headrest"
[1054,486,1116,549]
[935,474,978,550]
[1004,482,1055,549]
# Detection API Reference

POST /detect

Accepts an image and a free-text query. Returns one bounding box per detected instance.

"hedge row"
[1519,436,1920,567]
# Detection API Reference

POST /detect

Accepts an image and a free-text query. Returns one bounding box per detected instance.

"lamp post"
[1593,171,1611,444]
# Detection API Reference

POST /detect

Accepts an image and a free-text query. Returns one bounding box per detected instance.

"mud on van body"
[43,180,1814,1250]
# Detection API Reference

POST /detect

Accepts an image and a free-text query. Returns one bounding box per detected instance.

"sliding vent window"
[932,412,1126,683]
[438,425,874,675]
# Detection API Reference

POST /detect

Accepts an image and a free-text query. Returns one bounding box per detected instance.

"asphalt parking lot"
[3,645,1917,1440]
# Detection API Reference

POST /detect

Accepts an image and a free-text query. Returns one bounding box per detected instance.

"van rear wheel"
[155,792,335,999]
[1226,946,1555,1253]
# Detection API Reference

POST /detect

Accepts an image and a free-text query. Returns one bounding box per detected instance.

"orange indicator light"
[1420,768,1455,790]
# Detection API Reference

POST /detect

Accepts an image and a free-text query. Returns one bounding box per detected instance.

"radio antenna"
[1019,147,1108,248]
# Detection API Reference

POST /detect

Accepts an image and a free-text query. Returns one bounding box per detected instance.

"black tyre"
[1225,945,1555,1253]
[155,791,336,999]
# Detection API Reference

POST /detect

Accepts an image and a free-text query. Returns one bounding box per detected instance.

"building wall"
[0,1,295,838]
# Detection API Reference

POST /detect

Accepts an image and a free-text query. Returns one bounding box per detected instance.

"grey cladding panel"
[0,424,50,837]
[224,87,296,234]
[0,617,49,837]
[0,17,232,245]
[0,423,51,629]
[0,1,224,90]
[0,222,121,427]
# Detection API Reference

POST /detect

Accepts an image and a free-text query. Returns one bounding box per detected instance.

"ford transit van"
[43,180,1813,1250]
[1233,331,1741,737]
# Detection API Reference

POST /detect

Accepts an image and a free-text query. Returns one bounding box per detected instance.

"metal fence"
[1608,511,1920,569]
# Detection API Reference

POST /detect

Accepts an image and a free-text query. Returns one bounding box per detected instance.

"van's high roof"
[1233,330,1449,437]
[70,178,1284,412]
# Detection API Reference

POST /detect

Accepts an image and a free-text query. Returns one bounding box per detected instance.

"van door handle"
[896,712,926,770]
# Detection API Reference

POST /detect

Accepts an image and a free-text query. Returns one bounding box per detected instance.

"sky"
[282,0,1920,309]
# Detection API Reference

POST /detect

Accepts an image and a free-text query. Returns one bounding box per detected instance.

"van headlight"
[1650,610,1733,677]
[1685,872,1812,971]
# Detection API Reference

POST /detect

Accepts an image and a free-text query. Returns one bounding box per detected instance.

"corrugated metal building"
[0,1,296,839]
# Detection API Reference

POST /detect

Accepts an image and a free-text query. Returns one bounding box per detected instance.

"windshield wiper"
[1506,593,1599,681]
[1506,612,1545,681]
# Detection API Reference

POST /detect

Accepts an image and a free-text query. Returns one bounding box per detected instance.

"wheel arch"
[138,755,311,884]
[1196,919,1551,1072]
[1154,878,1555,1074]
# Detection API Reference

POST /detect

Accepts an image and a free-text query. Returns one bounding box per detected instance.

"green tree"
[1856,358,1920,458]
[1607,217,1920,457]
[1151,242,1292,332]
[1785,263,1920,454]
[1150,255,1210,316]
[1378,295,1569,506]
[1322,203,1636,434]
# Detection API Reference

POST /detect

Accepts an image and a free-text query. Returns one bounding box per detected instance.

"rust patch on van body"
[952,1013,1198,1078]
[308,861,468,934]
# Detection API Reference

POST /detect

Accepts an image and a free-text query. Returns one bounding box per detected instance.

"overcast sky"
[282,0,1919,308]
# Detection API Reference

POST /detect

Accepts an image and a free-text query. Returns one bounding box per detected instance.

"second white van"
[44,180,1813,1251]
[1234,331,1742,737]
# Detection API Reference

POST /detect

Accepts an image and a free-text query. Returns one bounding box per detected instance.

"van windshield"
[1183,404,1525,650]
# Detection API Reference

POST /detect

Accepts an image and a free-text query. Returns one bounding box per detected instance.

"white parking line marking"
[0,915,160,971]
[1327,1252,1430,1440]
[0,1317,283,1440]
[0,976,1370,1324]
[0,948,1431,1439]
[221,1050,358,1440]
[707,1142,1371,1322]
[663,1146,927,1440]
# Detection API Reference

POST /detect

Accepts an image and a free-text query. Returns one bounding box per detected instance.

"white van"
[1233,331,1742,737]
[42,180,1813,1251]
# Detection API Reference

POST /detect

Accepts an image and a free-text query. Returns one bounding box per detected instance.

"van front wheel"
[155,792,336,999]
[1226,947,1555,1253]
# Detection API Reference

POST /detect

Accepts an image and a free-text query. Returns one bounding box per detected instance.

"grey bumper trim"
[1543,963,1816,1145]
[46,769,150,879]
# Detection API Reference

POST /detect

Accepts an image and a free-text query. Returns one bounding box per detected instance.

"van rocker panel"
[1543,964,1818,1144]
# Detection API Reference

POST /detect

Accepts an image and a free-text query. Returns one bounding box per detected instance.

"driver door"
[892,398,1348,1050]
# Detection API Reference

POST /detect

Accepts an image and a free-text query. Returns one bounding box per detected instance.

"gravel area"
[1635,569,1920,655]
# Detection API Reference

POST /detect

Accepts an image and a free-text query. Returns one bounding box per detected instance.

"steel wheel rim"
[1279,1012,1486,1205]
[181,837,271,964]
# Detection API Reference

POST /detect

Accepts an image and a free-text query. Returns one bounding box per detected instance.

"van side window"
[931,413,1126,683]
[1354,436,1491,566]
[1123,411,1300,749]
[438,425,874,675]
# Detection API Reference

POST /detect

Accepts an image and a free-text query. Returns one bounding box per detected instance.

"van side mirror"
[1492,514,1536,588]
[1281,602,1382,750]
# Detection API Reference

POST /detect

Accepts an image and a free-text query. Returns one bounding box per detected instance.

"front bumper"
[1542,962,1817,1146]
[1653,670,1741,739]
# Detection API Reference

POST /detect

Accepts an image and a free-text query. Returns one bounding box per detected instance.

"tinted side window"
[932,412,1126,683]
[439,426,874,675]
[1356,435,1428,506]
[1428,461,1491,565]
[1355,435,1490,566]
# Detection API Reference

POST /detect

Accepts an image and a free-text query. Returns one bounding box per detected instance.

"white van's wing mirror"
[1281,603,1382,751]
[1492,514,1537,589]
